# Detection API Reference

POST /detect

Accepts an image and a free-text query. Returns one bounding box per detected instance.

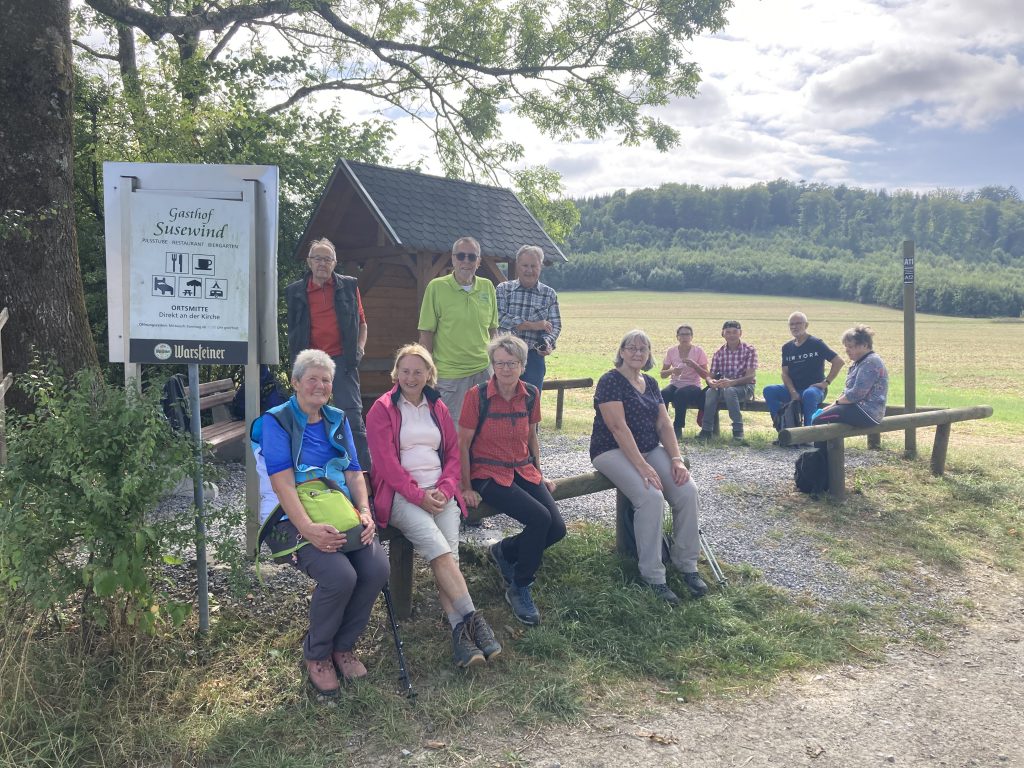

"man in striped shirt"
[496,245,562,391]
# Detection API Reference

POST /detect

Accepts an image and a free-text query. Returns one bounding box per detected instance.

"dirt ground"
[368,566,1023,768]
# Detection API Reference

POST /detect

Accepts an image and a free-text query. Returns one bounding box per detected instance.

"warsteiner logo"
[153,343,172,360]
[172,343,227,361]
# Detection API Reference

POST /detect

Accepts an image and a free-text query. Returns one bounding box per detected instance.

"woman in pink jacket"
[366,343,501,668]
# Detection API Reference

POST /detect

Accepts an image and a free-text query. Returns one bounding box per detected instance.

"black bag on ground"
[794,446,829,494]
[773,399,804,431]
[161,373,191,433]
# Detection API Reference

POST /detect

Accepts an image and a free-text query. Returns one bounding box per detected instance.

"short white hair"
[293,349,335,381]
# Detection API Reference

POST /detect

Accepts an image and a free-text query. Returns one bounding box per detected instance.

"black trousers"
[473,474,566,586]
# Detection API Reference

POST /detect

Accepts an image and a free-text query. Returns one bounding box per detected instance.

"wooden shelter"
[295,159,568,398]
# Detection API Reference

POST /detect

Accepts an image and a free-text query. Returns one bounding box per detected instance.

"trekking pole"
[698,528,728,588]
[380,583,415,698]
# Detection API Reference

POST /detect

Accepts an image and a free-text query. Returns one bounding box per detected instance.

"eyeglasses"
[493,360,521,369]
[309,256,334,264]
[454,251,479,262]
[624,346,649,355]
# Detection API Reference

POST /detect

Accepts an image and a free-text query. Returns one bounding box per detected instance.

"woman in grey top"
[812,325,888,427]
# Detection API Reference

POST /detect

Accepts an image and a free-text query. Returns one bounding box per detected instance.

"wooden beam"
[0,307,8,331]
[544,377,594,390]
[478,255,507,284]
[0,373,11,400]
[779,405,993,446]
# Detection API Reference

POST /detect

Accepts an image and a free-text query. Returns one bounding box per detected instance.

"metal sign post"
[903,240,917,457]
[187,364,210,633]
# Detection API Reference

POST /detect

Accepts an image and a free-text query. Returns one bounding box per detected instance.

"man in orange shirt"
[285,238,370,468]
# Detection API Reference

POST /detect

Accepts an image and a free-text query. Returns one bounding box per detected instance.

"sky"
[385,0,1024,198]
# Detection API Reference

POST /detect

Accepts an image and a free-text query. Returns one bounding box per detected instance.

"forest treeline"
[548,181,1024,317]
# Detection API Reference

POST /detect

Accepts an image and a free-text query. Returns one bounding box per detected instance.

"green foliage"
[0,364,196,632]
[560,181,1024,317]
[513,166,581,245]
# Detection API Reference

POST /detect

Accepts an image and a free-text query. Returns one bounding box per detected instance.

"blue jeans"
[763,384,826,427]
[521,348,546,392]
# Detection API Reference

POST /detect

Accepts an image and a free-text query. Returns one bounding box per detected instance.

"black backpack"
[774,399,803,432]
[160,373,192,433]
[229,365,288,420]
[794,446,829,494]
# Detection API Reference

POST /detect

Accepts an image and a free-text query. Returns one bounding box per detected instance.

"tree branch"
[72,39,119,61]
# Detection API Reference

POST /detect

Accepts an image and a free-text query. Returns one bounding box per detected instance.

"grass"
[0,529,878,767]
[3,289,1022,766]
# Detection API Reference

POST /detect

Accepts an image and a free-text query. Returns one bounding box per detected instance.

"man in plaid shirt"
[496,245,562,391]
[697,320,758,442]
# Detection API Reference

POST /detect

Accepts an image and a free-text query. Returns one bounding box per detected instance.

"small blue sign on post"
[903,255,915,284]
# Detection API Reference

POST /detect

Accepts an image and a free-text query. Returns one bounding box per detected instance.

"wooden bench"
[184,378,247,453]
[543,377,593,429]
[778,405,994,501]
[378,463,725,620]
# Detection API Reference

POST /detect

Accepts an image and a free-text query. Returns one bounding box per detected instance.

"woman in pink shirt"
[366,344,501,669]
[659,324,710,439]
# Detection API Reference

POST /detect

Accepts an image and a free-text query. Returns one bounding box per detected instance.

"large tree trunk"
[0,0,99,410]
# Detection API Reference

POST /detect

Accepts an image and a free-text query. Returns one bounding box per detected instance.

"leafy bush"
[0,364,197,632]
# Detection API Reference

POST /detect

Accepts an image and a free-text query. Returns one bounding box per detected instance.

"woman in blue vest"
[252,349,389,698]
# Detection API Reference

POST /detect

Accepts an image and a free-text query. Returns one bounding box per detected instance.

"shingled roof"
[330,160,567,263]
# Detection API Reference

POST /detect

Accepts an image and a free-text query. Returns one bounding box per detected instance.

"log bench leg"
[555,388,565,430]
[867,433,881,450]
[615,490,634,557]
[931,423,951,476]
[827,438,846,502]
[388,535,414,620]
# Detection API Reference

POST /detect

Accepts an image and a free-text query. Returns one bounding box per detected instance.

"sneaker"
[452,620,486,668]
[489,541,516,587]
[696,431,713,442]
[467,611,502,660]
[505,584,541,626]
[332,649,367,681]
[305,658,340,696]
[680,571,709,599]
[649,582,681,605]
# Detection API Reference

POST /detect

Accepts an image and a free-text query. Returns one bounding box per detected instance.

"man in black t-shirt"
[763,312,845,430]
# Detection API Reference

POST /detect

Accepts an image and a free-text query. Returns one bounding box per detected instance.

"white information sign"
[128,192,251,364]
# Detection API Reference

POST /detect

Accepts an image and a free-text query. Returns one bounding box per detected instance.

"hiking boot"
[452,619,486,668]
[649,582,681,605]
[680,571,708,599]
[505,584,541,626]
[332,649,367,681]
[468,611,502,660]
[305,658,340,696]
[732,435,749,446]
[489,541,516,587]
[696,431,713,442]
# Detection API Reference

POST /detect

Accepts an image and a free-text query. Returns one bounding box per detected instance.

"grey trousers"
[269,521,390,660]
[330,354,370,470]
[702,383,754,436]
[591,446,700,584]
[437,367,492,423]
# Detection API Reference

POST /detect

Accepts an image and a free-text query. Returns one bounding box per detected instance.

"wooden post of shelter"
[903,240,917,457]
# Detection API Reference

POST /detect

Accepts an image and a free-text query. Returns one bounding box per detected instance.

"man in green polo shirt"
[418,236,498,421]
